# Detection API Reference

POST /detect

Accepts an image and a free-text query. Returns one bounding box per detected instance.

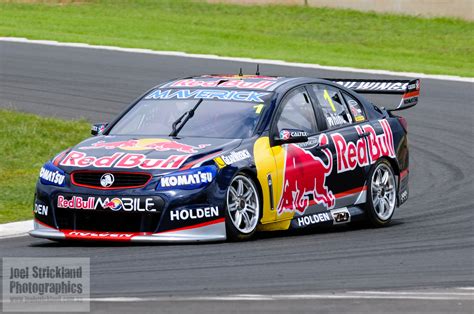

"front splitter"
[29,219,226,243]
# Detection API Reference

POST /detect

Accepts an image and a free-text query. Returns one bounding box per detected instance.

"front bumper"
[30,219,226,243]
[32,169,229,242]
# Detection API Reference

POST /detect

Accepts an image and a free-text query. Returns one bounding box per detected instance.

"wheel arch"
[382,156,400,177]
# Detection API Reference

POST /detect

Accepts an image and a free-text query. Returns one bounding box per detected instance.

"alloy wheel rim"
[226,175,259,234]
[371,163,396,221]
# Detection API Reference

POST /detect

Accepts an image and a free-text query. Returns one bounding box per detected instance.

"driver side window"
[311,84,353,129]
[276,87,318,134]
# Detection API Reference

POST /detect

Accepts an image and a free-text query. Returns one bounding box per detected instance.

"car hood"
[57,135,242,174]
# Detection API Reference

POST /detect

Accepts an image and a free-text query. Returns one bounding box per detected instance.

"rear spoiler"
[326,79,420,111]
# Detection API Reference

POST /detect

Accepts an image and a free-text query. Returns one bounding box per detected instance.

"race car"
[30,74,420,242]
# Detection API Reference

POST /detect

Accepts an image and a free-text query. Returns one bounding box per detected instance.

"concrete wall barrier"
[208,0,474,20]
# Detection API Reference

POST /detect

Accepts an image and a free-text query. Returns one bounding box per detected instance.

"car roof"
[157,74,332,92]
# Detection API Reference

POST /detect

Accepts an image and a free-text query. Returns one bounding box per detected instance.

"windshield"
[108,89,273,139]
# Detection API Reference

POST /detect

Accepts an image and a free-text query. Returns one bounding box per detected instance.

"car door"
[269,85,338,223]
[308,84,369,208]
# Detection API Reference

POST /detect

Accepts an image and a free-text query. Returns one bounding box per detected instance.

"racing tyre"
[225,174,261,241]
[365,159,397,227]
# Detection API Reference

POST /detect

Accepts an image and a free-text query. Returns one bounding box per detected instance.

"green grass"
[0,110,90,223]
[0,0,473,76]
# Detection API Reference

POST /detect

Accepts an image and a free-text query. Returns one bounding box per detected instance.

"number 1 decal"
[323,90,337,112]
[253,104,265,114]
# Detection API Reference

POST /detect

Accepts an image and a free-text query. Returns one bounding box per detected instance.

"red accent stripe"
[52,151,68,166]
[404,91,419,98]
[180,152,221,170]
[334,186,367,198]
[159,218,225,234]
[305,186,366,207]
[70,170,152,190]
[400,169,409,179]
[61,229,153,242]
[49,219,224,241]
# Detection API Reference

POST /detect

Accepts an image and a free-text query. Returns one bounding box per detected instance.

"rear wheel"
[365,160,397,227]
[225,174,260,241]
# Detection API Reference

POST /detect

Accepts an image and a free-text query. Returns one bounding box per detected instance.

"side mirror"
[274,129,308,145]
[91,123,108,136]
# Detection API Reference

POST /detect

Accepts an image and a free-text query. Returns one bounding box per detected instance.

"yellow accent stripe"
[213,156,226,169]
[253,137,294,231]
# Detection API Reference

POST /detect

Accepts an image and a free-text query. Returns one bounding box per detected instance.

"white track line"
[350,291,474,296]
[0,220,32,239]
[86,290,474,302]
[0,37,472,83]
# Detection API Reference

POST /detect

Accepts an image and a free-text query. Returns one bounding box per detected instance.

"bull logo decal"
[277,134,335,215]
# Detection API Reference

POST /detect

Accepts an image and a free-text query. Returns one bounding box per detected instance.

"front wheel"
[225,174,261,241]
[365,160,397,227]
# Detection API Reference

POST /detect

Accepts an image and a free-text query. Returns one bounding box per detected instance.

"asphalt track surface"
[0,41,473,313]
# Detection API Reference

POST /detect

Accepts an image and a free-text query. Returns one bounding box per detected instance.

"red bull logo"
[60,151,190,170]
[277,134,335,215]
[169,79,275,89]
[57,195,159,212]
[81,139,209,154]
[331,120,395,173]
[103,198,122,211]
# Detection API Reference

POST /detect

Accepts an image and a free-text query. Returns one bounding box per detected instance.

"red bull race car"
[30,74,420,242]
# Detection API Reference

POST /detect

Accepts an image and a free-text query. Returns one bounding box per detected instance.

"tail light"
[397,116,408,133]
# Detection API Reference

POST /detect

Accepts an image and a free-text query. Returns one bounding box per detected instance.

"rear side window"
[311,85,352,129]
[343,92,366,123]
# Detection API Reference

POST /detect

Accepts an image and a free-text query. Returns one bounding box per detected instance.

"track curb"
[0,220,32,239]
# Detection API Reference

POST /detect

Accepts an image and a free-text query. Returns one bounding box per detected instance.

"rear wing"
[326,79,420,111]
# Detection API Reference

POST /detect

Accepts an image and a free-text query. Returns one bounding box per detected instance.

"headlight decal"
[39,162,66,187]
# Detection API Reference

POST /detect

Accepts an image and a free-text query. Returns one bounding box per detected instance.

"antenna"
[239,68,243,77]
[256,64,260,75]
